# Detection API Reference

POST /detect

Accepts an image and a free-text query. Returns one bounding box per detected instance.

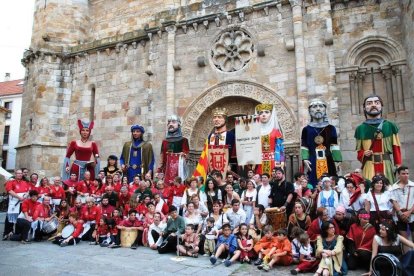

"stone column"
[381,66,395,113]
[289,0,308,126]
[349,72,359,114]
[165,25,177,117]
[357,70,366,114]
[392,66,405,111]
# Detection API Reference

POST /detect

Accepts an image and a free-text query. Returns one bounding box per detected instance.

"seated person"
[237,223,255,263]
[32,196,54,241]
[148,212,166,250]
[12,190,39,243]
[209,223,241,267]
[290,232,317,275]
[368,221,414,276]
[254,225,277,266]
[158,205,185,254]
[225,199,246,233]
[258,229,293,271]
[177,224,200,258]
[91,217,110,245]
[117,209,144,249]
[53,212,84,247]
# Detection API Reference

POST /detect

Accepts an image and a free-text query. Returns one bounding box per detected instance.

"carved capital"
[289,0,303,8]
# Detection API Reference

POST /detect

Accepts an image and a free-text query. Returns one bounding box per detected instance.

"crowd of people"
[3,165,414,275]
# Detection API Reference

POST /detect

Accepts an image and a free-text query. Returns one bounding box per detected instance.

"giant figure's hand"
[303,160,312,172]
[335,162,341,173]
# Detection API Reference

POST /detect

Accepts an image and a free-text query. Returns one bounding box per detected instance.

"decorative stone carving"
[182,81,298,151]
[211,28,254,72]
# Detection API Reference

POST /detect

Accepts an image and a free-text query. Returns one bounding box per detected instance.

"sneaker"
[109,244,120,249]
[89,241,97,245]
[290,269,298,275]
[254,258,263,266]
[257,264,264,270]
[100,242,109,247]
[210,256,217,265]
[262,264,270,272]
[203,253,209,257]
[60,242,68,247]
[131,244,138,250]
[224,260,231,267]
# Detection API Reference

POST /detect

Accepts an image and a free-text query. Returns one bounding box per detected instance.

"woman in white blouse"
[184,202,203,234]
[241,179,257,224]
[364,174,393,230]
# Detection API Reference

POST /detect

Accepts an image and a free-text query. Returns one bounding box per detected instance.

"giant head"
[308,99,327,122]
[363,95,383,119]
[255,103,273,124]
[131,124,145,140]
[212,107,228,130]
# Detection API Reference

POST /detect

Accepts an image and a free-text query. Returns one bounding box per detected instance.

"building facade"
[17,0,414,178]
[0,79,23,170]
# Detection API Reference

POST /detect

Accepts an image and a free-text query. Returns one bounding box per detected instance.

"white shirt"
[148,221,166,246]
[257,184,271,208]
[366,190,392,211]
[339,188,366,211]
[225,208,247,230]
[390,180,414,222]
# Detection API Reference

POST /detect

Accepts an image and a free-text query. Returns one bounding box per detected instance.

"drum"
[120,228,138,247]
[265,207,287,231]
[42,217,59,234]
[372,253,402,276]
[61,225,75,239]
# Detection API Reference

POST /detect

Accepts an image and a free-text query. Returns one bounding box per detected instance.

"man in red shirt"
[28,173,39,191]
[117,209,144,249]
[113,173,122,193]
[171,176,185,211]
[63,173,79,206]
[81,197,101,241]
[3,169,30,240]
[69,199,83,217]
[100,196,115,217]
[32,196,54,241]
[128,176,141,194]
[50,176,66,208]
[118,186,131,211]
[12,190,40,243]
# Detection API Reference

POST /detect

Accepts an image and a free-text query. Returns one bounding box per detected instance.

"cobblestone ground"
[0,213,364,275]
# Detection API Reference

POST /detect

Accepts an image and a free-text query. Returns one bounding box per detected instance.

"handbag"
[372,191,393,226]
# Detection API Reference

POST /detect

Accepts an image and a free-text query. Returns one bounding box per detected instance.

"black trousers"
[81,223,96,241]
[53,236,81,246]
[14,218,31,241]
[158,234,178,254]
[3,215,15,237]
[347,250,371,270]
[132,230,143,246]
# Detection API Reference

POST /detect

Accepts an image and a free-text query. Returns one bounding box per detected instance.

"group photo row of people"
[3,94,414,276]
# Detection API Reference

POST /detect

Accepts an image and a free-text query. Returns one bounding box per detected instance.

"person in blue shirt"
[210,223,241,267]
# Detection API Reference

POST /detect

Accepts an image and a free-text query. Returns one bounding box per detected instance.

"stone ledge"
[15,142,67,150]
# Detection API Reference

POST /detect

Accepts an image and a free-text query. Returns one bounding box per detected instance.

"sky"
[0,1,35,81]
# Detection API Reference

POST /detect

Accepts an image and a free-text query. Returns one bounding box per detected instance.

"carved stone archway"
[182,80,299,151]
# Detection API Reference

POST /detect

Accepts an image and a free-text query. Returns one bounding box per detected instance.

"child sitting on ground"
[290,226,305,264]
[290,232,317,275]
[91,217,109,245]
[237,223,255,263]
[210,223,241,267]
[253,225,277,266]
[177,224,200,258]
[202,217,218,257]
[258,228,293,272]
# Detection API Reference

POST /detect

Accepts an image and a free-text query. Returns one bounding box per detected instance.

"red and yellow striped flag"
[193,139,209,180]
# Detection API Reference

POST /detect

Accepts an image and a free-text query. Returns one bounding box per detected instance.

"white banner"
[235,115,262,166]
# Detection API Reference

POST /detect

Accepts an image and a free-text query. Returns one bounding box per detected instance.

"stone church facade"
[17,0,414,178]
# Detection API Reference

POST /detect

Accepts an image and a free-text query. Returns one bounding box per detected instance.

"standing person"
[316,177,339,219]
[241,179,257,224]
[365,174,393,230]
[63,173,79,206]
[255,103,285,175]
[301,99,342,187]
[120,124,154,183]
[157,115,189,184]
[62,120,100,181]
[158,206,186,254]
[390,166,414,243]
[204,178,222,213]
[103,155,122,178]
[269,168,295,216]
[3,169,30,240]
[256,173,272,208]
[354,95,402,183]
[193,107,237,181]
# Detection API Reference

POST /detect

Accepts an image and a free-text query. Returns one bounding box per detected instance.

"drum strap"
[372,191,382,220]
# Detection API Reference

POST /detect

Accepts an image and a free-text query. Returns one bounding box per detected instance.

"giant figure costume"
[354,95,401,183]
[255,103,285,175]
[301,99,342,187]
[62,120,100,181]
[120,125,155,182]
[157,115,190,184]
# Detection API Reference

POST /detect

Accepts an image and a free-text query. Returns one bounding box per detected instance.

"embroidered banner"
[208,145,229,179]
[235,115,262,166]
[164,152,180,185]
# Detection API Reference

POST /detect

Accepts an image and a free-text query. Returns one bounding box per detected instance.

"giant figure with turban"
[120,125,155,182]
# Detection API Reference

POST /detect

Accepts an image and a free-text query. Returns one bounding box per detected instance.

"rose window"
[211,29,254,72]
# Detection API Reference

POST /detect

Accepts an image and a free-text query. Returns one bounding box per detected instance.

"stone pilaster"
[165,25,177,117]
